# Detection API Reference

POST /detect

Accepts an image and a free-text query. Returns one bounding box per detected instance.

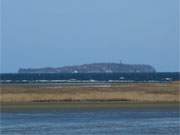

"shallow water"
[1,107,180,135]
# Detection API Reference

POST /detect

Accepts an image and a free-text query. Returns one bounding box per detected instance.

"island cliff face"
[18,63,156,73]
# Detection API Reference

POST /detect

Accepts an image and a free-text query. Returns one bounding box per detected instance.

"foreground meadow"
[1,82,179,104]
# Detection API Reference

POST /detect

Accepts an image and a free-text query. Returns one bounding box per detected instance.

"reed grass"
[1,82,179,103]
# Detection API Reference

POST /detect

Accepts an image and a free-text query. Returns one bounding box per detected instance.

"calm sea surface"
[1,107,180,135]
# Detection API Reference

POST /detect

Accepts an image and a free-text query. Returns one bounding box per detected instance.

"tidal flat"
[1,82,180,135]
[1,102,179,113]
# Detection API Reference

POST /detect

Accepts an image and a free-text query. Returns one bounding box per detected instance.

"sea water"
[1,107,180,135]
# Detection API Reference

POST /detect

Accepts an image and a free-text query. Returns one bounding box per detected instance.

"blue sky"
[1,0,179,73]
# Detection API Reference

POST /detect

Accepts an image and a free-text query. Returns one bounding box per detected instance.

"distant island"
[18,63,156,73]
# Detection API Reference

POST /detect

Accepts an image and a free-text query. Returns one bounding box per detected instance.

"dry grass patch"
[0,82,179,103]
